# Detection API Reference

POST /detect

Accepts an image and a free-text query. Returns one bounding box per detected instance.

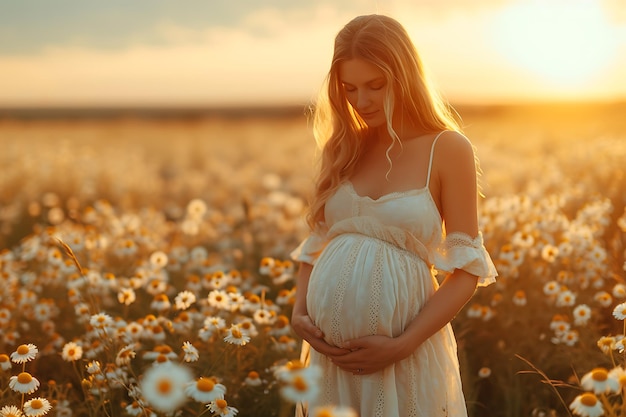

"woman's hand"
[328,335,408,375]
[291,313,351,357]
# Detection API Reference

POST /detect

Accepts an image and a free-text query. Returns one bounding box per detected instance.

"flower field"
[0,102,625,417]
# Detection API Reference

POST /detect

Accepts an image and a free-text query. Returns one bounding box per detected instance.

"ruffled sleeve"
[434,231,497,287]
[290,226,329,266]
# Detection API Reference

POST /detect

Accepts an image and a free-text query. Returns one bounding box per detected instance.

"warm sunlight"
[493,0,617,87]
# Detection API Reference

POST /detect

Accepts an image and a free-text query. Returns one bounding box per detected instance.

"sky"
[0,0,625,107]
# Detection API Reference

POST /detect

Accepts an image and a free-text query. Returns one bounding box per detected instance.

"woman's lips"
[360,110,378,118]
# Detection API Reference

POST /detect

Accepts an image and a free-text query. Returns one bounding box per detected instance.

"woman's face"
[338,58,388,128]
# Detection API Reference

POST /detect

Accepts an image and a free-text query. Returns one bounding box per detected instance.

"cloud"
[0,5,354,106]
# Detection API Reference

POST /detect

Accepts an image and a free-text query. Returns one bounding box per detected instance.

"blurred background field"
[0,101,625,416]
[2,101,625,249]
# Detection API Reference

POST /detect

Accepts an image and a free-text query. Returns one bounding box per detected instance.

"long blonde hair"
[307,14,461,231]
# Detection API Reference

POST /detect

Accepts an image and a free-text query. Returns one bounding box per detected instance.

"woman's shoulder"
[434,130,475,162]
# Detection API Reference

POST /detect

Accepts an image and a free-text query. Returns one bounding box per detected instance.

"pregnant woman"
[291,14,497,417]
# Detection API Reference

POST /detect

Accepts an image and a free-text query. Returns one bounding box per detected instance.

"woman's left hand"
[327,335,409,375]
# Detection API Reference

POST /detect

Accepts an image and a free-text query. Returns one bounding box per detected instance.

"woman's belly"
[307,233,435,347]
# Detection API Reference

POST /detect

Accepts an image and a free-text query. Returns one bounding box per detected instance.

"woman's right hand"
[291,313,350,357]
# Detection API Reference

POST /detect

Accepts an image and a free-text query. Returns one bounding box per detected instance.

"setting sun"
[493,1,618,86]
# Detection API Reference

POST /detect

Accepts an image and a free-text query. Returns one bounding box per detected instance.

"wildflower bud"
[81,378,92,390]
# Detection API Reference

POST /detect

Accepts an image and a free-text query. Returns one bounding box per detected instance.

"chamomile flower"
[253,308,276,325]
[223,325,250,346]
[150,294,171,312]
[208,290,231,310]
[613,302,626,320]
[182,341,199,363]
[594,291,612,308]
[569,392,603,417]
[149,251,168,269]
[614,283,626,299]
[0,353,11,371]
[512,290,527,306]
[573,304,592,326]
[125,401,144,417]
[543,281,560,296]
[143,345,178,362]
[116,344,137,366]
[204,316,226,330]
[61,341,83,362]
[9,371,40,394]
[86,360,102,374]
[244,371,263,387]
[23,397,52,417]
[608,366,626,392]
[89,313,114,332]
[597,336,618,354]
[581,367,620,394]
[174,290,196,311]
[270,315,292,337]
[0,308,11,326]
[275,335,298,352]
[186,199,207,219]
[11,344,38,364]
[561,330,579,346]
[478,367,492,378]
[117,288,137,306]
[279,364,322,403]
[207,399,238,417]
[259,257,275,275]
[556,290,576,307]
[541,244,559,263]
[140,362,193,413]
[185,377,226,402]
[0,405,24,417]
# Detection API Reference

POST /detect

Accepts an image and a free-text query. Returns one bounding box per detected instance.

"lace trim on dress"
[434,231,497,287]
[290,230,328,265]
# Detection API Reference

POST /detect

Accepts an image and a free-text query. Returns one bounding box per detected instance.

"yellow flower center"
[591,368,609,381]
[197,377,215,392]
[248,371,259,379]
[215,399,228,408]
[580,393,598,406]
[30,399,44,409]
[157,379,172,394]
[231,327,243,338]
[293,376,308,392]
[16,345,30,355]
[0,354,9,362]
[68,348,76,356]
[155,345,173,354]
[17,372,33,383]
[316,411,333,417]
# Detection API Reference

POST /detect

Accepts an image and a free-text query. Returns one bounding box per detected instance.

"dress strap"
[426,131,446,186]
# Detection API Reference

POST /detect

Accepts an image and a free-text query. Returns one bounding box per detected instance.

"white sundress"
[291,131,497,417]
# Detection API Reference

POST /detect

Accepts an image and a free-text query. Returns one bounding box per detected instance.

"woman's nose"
[356,90,371,109]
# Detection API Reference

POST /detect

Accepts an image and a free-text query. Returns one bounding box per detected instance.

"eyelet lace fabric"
[434,231,498,287]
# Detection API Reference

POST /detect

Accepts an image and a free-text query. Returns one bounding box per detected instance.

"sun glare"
[493,0,617,87]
